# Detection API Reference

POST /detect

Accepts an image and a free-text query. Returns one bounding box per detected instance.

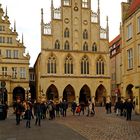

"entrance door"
[63,85,75,104]
[13,87,25,101]
[46,84,59,102]
[95,84,106,106]
[79,85,91,105]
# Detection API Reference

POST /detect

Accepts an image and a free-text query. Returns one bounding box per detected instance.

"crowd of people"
[12,98,95,128]
[2,97,135,128]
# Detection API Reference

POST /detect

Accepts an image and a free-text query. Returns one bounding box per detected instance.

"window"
[82,0,88,8]
[83,42,88,51]
[81,56,89,74]
[20,67,26,78]
[7,37,12,44]
[2,67,7,76]
[127,48,133,69]
[55,40,60,49]
[0,37,5,43]
[64,0,70,6]
[96,57,105,75]
[138,16,140,33]
[13,50,18,58]
[64,55,73,74]
[64,28,70,38]
[92,42,97,52]
[138,44,140,66]
[83,29,88,39]
[47,56,56,74]
[127,23,132,40]
[64,41,70,50]
[0,26,5,31]
[12,67,17,79]
[6,50,11,58]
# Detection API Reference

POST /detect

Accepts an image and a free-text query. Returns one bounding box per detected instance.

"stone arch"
[126,84,134,99]
[95,84,107,106]
[63,84,75,104]
[79,84,91,105]
[46,84,59,102]
[13,86,25,101]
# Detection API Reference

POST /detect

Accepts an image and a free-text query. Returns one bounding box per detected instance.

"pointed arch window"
[81,56,89,74]
[64,41,70,50]
[82,0,88,8]
[64,28,70,38]
[83,42,88,51]
[96,57,105,75]
[55,40,60,49]
[83,29,88,39]
[92,42,97,52]
[64,55,73,74]
[47,55,56,74]
[64,0,70,6]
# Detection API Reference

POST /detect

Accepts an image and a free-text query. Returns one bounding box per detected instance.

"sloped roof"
[109,35,121,47]
[129,0,140,15]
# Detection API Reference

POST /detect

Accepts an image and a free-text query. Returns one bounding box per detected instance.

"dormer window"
[82,0,88,8]
[64,0,70,6]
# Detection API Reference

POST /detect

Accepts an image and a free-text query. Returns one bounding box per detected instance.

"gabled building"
[34,0,110,106]
[111,0,140,113]
[109,35,122,105]
[0,4,30,105]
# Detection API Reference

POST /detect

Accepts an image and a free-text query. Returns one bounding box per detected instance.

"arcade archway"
[46,84,59,101]
[126,84,134,99]
[95,84,106,106]
[13,87,25,101]
[63,84,75,104]
[79,85,91,105]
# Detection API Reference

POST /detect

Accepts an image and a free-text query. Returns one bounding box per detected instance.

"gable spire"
[4,6,9,20]
[106,16,109,41]
[14,20,16,32]
[97,0,100,25]
[51,0,54,20]
[22,33,24,44]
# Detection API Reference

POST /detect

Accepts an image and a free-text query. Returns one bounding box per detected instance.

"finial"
[51,0,54,20]
[22,33,24,44]
[5,6,7,16]
[14,20,16,32]
[106,16,109,40]
[97,0,100,25]
[41,8,44,23]
[4,6,9,20]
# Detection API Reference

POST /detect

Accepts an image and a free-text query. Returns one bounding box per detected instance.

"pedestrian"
[35,101,42,126]
[25,104,32,128]
[62,100,68,117]
[13,98,23,125]
[71,101,77,115]
[125,98,134,121]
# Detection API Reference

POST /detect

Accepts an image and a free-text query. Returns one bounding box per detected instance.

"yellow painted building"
[120,0,140,113]
[34,0,110,105]
[0,4,30,105]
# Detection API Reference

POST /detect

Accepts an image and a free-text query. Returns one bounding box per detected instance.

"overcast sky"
[0,0,127,67]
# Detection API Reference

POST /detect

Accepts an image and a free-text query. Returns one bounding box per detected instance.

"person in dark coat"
[13,99,23,125]
[35,102,42,126]
[25,104,32,128]
[71,101,77,115]
[125,98,134,121]
[62,100,68,117]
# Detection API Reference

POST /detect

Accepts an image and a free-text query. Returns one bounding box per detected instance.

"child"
[25,104,32,128]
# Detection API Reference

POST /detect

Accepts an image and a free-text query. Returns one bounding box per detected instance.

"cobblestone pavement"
[0,107,140,140]
[54,107,140,140]
[0,108,87,140]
